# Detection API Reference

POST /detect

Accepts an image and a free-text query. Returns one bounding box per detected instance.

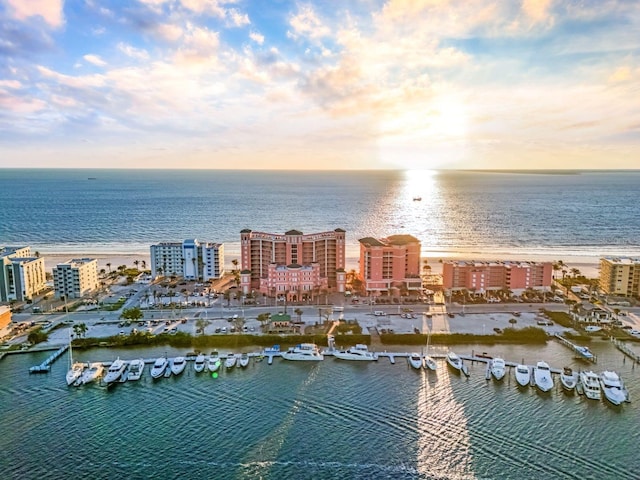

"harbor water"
[1,340,639,479]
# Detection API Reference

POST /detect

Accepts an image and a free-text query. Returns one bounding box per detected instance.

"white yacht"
[281,343,324,361]
[334,344,378,361]
[170,356,187,376]
[446,352,464,373]
[514,364,530,387]
[580,370,601,400]
[560,367,578,392]
[150,357,168,379]
[408,353,423,369]
[193,353,206,373]
[207,351,221,373]
[66,361,86,386]
[77,362,104,385]
[533,361,554,392]
[238,353,250,368]
[103,357,128,385]
[225,353,237,369]
[127,358,145,381]
[423,355,437,371]
[599,371,628,405]
[490,357,506,381]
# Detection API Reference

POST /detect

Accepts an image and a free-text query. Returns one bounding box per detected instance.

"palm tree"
[294,308,303,322]
[195,318,210,335]
[106,262,111,273]
[141,260,147,271]
[570,268,581,278]
[134,260,139,271]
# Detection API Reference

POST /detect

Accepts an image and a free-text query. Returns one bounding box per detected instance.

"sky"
[0,0,639,170]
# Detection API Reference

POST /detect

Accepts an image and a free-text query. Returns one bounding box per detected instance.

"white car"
[630,329,640,337]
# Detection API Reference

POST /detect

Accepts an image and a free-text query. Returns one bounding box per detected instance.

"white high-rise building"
[150,239,224,281]
[53,258,99,299]
[0,246,46,301]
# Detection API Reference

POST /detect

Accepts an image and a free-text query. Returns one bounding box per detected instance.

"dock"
[553,333,597,363]
[611,337,640,364]
[29,344,69,373]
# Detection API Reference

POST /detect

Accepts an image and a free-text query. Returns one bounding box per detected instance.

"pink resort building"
[239,229,346,301]
[358,235,422,295]
[442,260,553,294]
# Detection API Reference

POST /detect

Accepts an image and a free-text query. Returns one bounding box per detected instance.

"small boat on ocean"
[533,361,553,392]
[490,357,506,381]
[334,344,378,361]
[281,343,323,361]
[150,357,168,379]
[514,364,530,387]
[560,367,578,392]
[408,353,423,370]
[103,357,128,385]
[127,359,145,381]
[599,371,628,405]
[579,370,601,400]
[193,353,205,373]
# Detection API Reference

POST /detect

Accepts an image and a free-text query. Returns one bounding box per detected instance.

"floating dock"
[611,337,640,364]
[553,333,597,363]
[29,344,69,373]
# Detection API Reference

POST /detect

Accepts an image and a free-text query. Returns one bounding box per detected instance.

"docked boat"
[580,370,601,400]
[238,353,250,368]
[170,356,187,376]
[127,358,145,381]
[225,353,237,369]
[575,346,595,361]
[423,355,437,371]
[446,352,464,373]
[207,351,221,373]
[514,364,530,387]
[334,344,378,361]
[103,357,128,385]
[490,357,506,381]
[76,362,103,385]
[560,367,578,392]
[599,371,628,405]
[281,343,324,361]
[193,353,206,373]
[150,357,168,379]
[65,333,85,386]
[408,353,423,370]
[533,361,554,392]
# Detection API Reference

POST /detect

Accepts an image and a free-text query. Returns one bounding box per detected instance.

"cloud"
[227,8,249,27]
[522,0,553,23]
[155,23,184,41]
[249,31,264,45]
[288,5,331,40]
[83,54,107,67]
[117,42,150,61]
[3,0,64,28]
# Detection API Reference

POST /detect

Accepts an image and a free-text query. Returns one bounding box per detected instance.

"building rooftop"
[285,229,303,236]
[358,237,386,247]
[385,234,420,246]
[445,260,551,268]
[601,257,640,265]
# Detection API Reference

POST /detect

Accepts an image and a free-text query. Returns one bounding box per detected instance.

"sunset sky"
[1,0,639,170]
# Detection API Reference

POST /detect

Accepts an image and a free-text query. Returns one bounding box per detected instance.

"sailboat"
[65,328,85,386]
[423,326,437,371]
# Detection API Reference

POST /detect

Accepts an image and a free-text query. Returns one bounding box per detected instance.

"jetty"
[553,333,597,363]
[29,344,69,373]
[611,337,640,364]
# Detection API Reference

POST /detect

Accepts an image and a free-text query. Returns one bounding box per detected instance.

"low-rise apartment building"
[0,246,47,301]
[53,258,99,299]
[442,260,552,294]
[599,257,640,298]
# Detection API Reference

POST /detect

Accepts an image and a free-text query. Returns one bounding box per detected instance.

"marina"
[553,333,598,363]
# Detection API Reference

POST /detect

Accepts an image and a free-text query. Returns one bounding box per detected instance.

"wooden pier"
[611,337,640,364]
[553,333,597,363]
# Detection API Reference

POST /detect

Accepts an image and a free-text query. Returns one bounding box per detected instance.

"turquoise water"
[1,340,638,479]
[1,169,640,261]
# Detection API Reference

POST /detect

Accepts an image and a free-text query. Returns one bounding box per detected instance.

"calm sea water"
[1,341,638,479]
[1,169,640,264]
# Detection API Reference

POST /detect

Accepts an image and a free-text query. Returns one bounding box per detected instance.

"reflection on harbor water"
[0,340,639,479]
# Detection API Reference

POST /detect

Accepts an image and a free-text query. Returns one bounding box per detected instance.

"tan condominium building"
[358,234,422,295]
[442,260,553,294]
[240,229,346,300]
[0,246,47,301]
[599,257,640,298]
[53,258,99,299]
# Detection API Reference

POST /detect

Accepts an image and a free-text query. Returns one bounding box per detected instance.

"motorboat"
[193,353,205,373]
[281,343,324,361]
[514,364,530,387]
[225,353,237,369]
[575,346,595,361]
[334,344,378,361]
[560,367,578,392]
[238,353,250,368]
[170,356,187,376]
[65,333,85,386]
[207,351,221,373]
[580,370,601,400]
[423,355,437,371]
[599,371,629,405]
[490,357,506,381]
[533,361,554,392]
[446,352,466,374]
[76,362,103,386]
[103,357,127,385]
[408,353,423,370]
[127,358,145,381]
[150,357,168,379]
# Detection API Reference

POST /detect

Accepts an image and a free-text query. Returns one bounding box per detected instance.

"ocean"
[1,340,638,479]
[2,169,640,267]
